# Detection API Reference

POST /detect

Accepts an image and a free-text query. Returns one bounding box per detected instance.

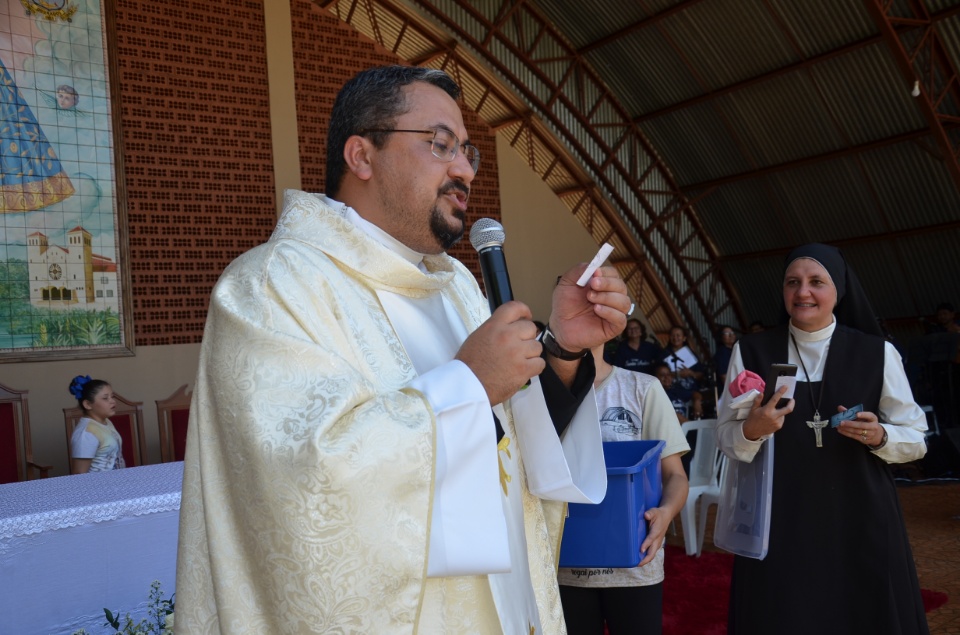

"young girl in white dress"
[68,375,126,474]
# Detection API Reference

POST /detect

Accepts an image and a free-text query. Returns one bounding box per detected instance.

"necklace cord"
[791,334,827,419]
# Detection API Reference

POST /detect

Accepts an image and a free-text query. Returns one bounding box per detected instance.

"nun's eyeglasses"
[361,128,481,173]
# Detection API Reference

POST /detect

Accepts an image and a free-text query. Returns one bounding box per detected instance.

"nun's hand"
[837,409,881,445]
[741,385,794,441]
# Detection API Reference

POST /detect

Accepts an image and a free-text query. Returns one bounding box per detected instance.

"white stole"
[352,203,606,631]
[510,379,606,504]
[378,289,511,577]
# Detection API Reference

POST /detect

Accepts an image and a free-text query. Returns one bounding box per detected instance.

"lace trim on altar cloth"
[0,462,183,549]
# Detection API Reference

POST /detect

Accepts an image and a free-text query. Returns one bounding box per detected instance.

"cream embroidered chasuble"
[176,190,605,634]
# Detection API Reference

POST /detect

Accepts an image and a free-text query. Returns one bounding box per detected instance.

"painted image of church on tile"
[26,226,118,311]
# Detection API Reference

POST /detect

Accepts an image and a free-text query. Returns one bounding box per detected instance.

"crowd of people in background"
[926,302,960,334]
[604,320,729,424]
[608,319,662,373]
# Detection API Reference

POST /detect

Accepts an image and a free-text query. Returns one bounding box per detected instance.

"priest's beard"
[431,204,466,250]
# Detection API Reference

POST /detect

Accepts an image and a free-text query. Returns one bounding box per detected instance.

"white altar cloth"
[0,462,183,635]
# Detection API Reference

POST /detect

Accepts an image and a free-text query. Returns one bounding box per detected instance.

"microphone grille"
[469,218,505,252]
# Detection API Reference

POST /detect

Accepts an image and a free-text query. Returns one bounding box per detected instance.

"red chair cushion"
[0,403,18,484]
[111,414,137,467]
[171,409,189,462]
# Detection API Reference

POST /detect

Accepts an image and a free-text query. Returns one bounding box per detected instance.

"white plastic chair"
[679,418,722,556]
[695,454,727,556]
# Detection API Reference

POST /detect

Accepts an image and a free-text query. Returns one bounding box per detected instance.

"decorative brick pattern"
[115,0,277,346]
[290,1,501,284]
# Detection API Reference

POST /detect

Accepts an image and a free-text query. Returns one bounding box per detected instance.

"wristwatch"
[538,325,588,361]
[868,428,889,451]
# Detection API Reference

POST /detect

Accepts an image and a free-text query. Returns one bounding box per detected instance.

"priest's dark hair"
[780,243,884,337]
[325,65,461,199]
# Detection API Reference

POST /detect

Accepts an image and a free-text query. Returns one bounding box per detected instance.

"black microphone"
[469,218,514,313]
[469,218,518,437]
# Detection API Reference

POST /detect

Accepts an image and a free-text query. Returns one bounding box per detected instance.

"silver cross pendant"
[807,412,827,448]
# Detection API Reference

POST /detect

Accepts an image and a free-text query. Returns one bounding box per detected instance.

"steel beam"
[682,128,931,191]
[863,0,960,193]
[720,219,960,263]
[577,0,710,55]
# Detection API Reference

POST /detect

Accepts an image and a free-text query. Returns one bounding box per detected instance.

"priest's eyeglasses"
[361,128,481,174]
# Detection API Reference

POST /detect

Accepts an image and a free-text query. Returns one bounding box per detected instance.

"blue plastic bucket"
[558,439,664,568]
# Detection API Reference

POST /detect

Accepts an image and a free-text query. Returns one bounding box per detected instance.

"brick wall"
[115,0,499,346]
[116,0,277,346]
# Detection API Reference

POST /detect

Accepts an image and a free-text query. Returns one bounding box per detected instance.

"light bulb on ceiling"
[912,80,921,98]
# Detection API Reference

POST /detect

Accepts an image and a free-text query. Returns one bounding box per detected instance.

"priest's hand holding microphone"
[455,218,630,406]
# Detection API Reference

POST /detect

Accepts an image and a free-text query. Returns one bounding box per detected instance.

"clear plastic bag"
[712,435,774,560]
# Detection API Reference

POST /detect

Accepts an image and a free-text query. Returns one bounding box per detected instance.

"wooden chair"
[64,392,147,469]
[156,384,192,463]
[0,382,52,483]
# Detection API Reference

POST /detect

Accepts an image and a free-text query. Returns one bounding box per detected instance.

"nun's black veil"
[780,243,884,338]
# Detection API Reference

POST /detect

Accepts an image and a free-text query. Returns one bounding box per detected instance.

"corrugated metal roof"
[530,0,960,336]
[322,0,960,357]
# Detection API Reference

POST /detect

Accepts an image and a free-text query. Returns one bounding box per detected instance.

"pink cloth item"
[729,370,765,398]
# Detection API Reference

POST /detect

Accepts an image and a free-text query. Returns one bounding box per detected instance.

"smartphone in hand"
[762,363,798,408]
[829,404,864,428]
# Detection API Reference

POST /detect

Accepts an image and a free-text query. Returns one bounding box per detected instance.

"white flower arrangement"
[71,580,174,635]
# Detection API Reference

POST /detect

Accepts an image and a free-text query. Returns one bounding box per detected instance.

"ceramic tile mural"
[0,0,131,359]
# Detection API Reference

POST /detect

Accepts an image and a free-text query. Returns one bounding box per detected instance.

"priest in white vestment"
[175,66,631,634]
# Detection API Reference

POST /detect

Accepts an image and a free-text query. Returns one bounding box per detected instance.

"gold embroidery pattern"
[498,435,512,496]
[1,173,74,213]
[19,0,78,22]
[529,623,536,635]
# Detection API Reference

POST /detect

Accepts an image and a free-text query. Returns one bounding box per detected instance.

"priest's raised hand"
[455,300,546,405]
[546,263,630,384]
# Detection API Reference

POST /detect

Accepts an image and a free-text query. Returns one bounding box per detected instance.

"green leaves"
[103,608,121,630]
[72,580,174,635]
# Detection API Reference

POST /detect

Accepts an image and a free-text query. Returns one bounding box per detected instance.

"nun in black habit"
[716,243,929,635]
